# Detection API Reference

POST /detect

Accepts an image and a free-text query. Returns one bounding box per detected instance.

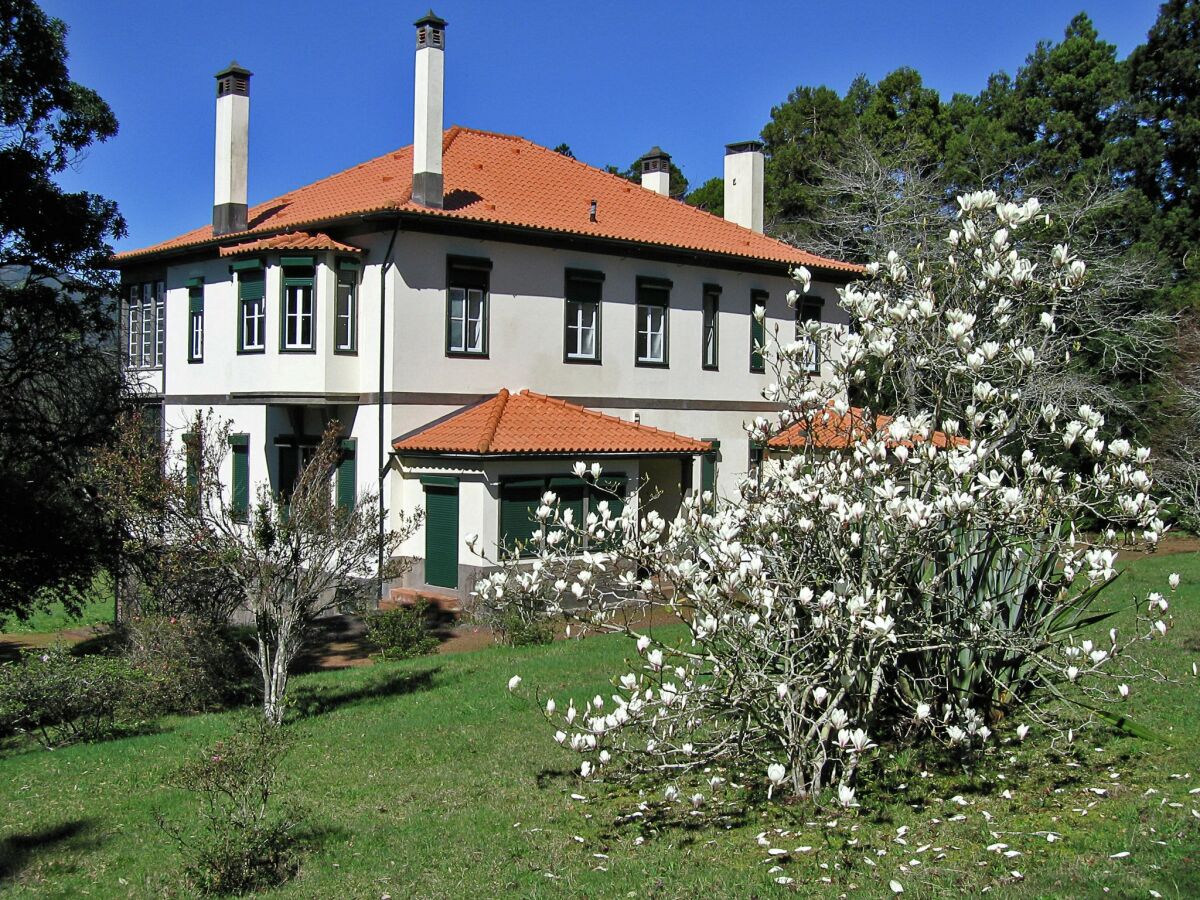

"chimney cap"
[725,140,765,156]
[214,60,253,79]
[414,9,447,27]
[640,145,670,162]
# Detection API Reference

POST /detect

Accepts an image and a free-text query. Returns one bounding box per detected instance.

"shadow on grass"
[0,819,103,881]
[288,666,440,720]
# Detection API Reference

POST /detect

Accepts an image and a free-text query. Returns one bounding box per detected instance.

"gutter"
[377,218,401,601]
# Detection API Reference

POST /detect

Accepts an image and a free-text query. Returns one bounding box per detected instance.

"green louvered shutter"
[336,439,356,510]
[230,434,250,522]
[183,431,200,512]
[550,476,586,528]
[423,478,459,588]
[500,478,544,556]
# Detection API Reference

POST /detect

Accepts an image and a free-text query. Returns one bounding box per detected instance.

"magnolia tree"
[480,192,1179,806]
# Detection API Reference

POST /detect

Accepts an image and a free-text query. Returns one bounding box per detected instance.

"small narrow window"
[446,257,490,356]
[187,279,204,363]
[237,268,266,353]
[750,290,768,374]
[564,269,603,363]
[154,282,165,365]
[336,439,357,510]
[335,265,358,353]
[281,262,315,352]
[702,284,720,370]
[636,277,671,367]
[797,297,824,373]
[230,434,250,523]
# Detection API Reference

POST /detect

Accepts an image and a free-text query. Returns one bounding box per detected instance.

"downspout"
[378,219,401,602]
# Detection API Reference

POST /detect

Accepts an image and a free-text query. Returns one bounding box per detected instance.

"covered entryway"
[422,476,459,588]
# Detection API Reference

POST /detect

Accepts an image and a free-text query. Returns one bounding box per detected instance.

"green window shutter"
[238,269,265,299]
[424,480,459,588]
[750,291,767,373]
[183,431,200,512]
[500,478,544,556]
[549,476,586,527]
[336,439,357,510]
[230,434,250,522]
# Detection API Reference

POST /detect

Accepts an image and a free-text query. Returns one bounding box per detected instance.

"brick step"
[380,586,461,614]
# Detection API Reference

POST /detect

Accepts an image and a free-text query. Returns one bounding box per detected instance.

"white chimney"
[723,140,765,233]
[213,62,251,236]
[639,146,671,197]
[413,11,447,209]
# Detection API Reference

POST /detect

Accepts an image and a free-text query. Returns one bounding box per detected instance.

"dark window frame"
[334,259,359,355]
[187,277,204,363]
[750,289,768,374]
[635,276,672,368]
[702,283,721,371]
[796,296,825,373]
[445,255,491,358]
[279,257,316,354]
[234,262,266,355]
[124,279,165,369]
[563,268,604,365]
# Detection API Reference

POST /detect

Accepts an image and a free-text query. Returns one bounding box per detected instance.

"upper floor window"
[750,290,768,374]
[125,280,164,368]
[564,268,603,363]
[702,284,720,370]
[446,255,490,357]
[235,263,266,353]
[335,262,359,353]
[281,258,316,352]
[796,297,824,373]
[635,277,671,367]
[187,278,204,363]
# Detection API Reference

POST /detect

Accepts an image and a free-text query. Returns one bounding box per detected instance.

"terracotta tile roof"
[116,127,859,274]
[393,389,712,456]
[216,231,364,257]
[768,407,964,451]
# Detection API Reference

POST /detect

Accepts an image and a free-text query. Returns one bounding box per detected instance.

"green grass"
[0,574,115,635]
[1,553,1198,897]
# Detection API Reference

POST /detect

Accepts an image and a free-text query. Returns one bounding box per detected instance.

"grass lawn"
[1,552,1198,897]
[0,575,115,635]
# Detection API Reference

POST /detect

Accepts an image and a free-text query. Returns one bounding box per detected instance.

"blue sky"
[42,1,1164,252]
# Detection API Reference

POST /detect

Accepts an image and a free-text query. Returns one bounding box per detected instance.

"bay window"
[125,280,165,368]
[335,261,359,353]
[281,257,315,352]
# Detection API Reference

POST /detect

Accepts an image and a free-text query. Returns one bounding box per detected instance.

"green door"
[423,478,459,589]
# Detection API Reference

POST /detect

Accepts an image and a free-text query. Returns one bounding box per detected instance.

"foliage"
[0,645,149,748]
[93,411,421,725]
[119,614,253,714]
[478,193,1176,806]
[682,175,723,215]
[159,718,304,895]
[363,602,439,661]
[0,0,127,620]
[498,608,555,647]
[607,154,689,199]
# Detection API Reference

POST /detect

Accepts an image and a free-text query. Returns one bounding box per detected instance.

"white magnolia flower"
[767,763,787,786]
[915,703,931,720]
[507,675,522,692]
[1169,573,1181,590]
[837,783,857,807]
[1118,683,1130,699]
[1016,724,1030,741]
[545,698,555,714]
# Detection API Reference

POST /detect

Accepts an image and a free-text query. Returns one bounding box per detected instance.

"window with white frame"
[237,267,266,352]
[281,262,315,351]
[796,297,823,373]
[564,268,602,362]
[125,280,165,368]
[635,277,670,366]
[446,256,490,356]
[187,279,204,363]
[335,264,358,353]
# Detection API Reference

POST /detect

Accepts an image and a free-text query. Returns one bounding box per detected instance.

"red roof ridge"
[516,389,710,450]
[479,387,510,453]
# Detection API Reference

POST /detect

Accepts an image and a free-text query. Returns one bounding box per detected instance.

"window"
[446,256,491,356]
[281,259,315,352]
[500,474,626,555]
[125,280,165,368]
[564,268,603,362]
[750,290,768,373]
[635,277,671,366]
[230,433,250,523]
[702,284,720,370]
[335,263,359,353]
[796,297,824,373]
[187,278,204,363]
[236,264,266,353]
[336,439,357,510]
[277,441,319,499]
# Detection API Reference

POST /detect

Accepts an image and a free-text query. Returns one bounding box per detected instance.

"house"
[113,12,859,602]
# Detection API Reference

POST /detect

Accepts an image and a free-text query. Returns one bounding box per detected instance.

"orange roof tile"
[393,389,712,456]
[768,407,964,451]
[117,127,859,274]
[216,231,364,257]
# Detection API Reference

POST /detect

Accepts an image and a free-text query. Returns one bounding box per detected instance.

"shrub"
[364,602,439,660]
[120,615,253,714]
[0,646,151,749]
[160,717,304,895]
[498,609,555,647]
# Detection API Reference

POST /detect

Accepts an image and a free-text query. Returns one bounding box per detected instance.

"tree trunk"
[258,627,292,726]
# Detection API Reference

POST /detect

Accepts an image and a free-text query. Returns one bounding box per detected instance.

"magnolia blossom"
[507,675,522,692]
